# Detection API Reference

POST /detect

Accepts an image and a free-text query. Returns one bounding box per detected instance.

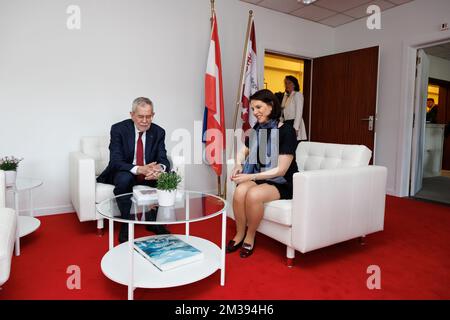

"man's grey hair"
[132,97,153,112]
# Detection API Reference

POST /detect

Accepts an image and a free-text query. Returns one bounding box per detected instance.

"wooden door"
[310,47,379,157]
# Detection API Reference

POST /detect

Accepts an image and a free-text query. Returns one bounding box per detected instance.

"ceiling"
[424,42,450,61]
[240,0,414,27]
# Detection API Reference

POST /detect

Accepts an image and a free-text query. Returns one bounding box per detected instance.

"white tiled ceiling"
[240,0,415,27]
[291,4,336,21]
[424,42,450,61]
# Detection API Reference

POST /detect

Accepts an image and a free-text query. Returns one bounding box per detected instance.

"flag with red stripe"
[202,13,225,176]
[241,19,258,132]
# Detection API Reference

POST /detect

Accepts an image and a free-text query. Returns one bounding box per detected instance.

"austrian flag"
[203,13,225,176]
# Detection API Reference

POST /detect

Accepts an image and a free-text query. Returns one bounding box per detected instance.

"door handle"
[361,115,374,131]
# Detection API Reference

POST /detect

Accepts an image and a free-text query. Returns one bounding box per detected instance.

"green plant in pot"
[0,156,23,187]
[156,170,182,206]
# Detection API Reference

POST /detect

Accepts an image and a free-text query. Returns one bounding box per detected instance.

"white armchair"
[69,136,185,234]
[227,141,387,266]
[0,170,17,287]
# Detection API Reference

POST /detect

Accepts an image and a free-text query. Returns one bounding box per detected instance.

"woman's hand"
[231,165,243,180]
[231,173,254,184]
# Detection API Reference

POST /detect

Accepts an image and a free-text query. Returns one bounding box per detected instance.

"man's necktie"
[136,132,145,183]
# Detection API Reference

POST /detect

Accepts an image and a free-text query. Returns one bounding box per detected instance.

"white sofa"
[227,141,387,266]
[0,170,17,287]
[69,136,185,233]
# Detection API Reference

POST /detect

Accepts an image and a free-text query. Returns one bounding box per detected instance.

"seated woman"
[228,89,299,258]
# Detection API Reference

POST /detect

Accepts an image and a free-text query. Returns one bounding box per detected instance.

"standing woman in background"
[281,75,307,144]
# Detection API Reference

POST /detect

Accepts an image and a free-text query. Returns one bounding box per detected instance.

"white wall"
[0,0,334,215]
[429,55,450,82]
[333,0,450,195]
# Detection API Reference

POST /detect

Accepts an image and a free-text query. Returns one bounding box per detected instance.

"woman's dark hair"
[249,89,282,120]
[285,75,300,92]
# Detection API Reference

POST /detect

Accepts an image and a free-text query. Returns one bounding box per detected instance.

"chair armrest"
[0,170,5,208]
[69,151,97,222]
[291,165,387,253]
[0,208,17,286]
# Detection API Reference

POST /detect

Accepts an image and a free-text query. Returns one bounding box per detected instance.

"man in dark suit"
[97,97,171,243]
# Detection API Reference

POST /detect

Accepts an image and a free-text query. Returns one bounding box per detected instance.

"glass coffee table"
[96,189,227,300]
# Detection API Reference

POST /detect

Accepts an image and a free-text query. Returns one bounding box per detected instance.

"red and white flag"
[240,19,258,132]
[203,13,225,176]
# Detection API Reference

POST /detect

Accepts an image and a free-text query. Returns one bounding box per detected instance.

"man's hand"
[137,162,157,176]
[144,162,165,180]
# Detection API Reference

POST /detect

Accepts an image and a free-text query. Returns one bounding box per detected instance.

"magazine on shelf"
[132,188,184,206]
[133,188,158,204]
[134,235,204,271]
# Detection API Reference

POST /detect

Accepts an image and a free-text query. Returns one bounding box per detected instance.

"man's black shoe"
[146,224,171,235]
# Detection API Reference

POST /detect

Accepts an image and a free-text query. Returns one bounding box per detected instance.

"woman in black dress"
[228,89,298,258]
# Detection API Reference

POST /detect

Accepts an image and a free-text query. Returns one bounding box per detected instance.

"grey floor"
[414,176,450,205]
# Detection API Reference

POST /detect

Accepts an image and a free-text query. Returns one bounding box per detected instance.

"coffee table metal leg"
[185,192,190,237]
[109,219,114,250]
[29,189,34,217]
[220,210,226,286]
[128,223,135,300]
[14,192,20,256]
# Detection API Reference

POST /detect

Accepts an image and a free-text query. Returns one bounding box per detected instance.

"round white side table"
[97,190,227,300]
[6,178,43,256]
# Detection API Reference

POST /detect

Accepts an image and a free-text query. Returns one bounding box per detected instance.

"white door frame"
[410,49,430,196]
[396,33,450,197]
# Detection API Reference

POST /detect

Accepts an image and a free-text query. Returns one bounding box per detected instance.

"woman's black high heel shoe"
[239,242,254,258]
[226,238,244,253]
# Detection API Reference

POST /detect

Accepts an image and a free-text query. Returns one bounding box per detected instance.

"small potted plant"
[0,156,23,187]
[156,170,182,206]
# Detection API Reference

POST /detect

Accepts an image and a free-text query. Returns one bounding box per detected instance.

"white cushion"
[95,183,115,204]
[95,183,154,204]
[81,136,109,176]
[263,200,292,226]
[296,142,372,171]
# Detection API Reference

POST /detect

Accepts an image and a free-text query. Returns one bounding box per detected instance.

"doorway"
[263,51,312,138]
[410,42,450,204]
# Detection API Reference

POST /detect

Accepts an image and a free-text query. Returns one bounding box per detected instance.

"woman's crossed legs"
[232,181,281,248]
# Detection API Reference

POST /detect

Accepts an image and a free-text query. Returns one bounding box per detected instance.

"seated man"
[97,97,171,243]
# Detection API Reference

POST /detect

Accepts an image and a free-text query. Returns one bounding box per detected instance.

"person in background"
[426,98,438,123]
[281,75,307,145]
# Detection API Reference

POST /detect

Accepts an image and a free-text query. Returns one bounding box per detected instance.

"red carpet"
[1,196,449,300]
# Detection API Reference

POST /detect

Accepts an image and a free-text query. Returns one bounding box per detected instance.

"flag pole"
[209,0,223,198]
[225,11,253,200]
[230,10,253,161]
[210,0,215,22]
